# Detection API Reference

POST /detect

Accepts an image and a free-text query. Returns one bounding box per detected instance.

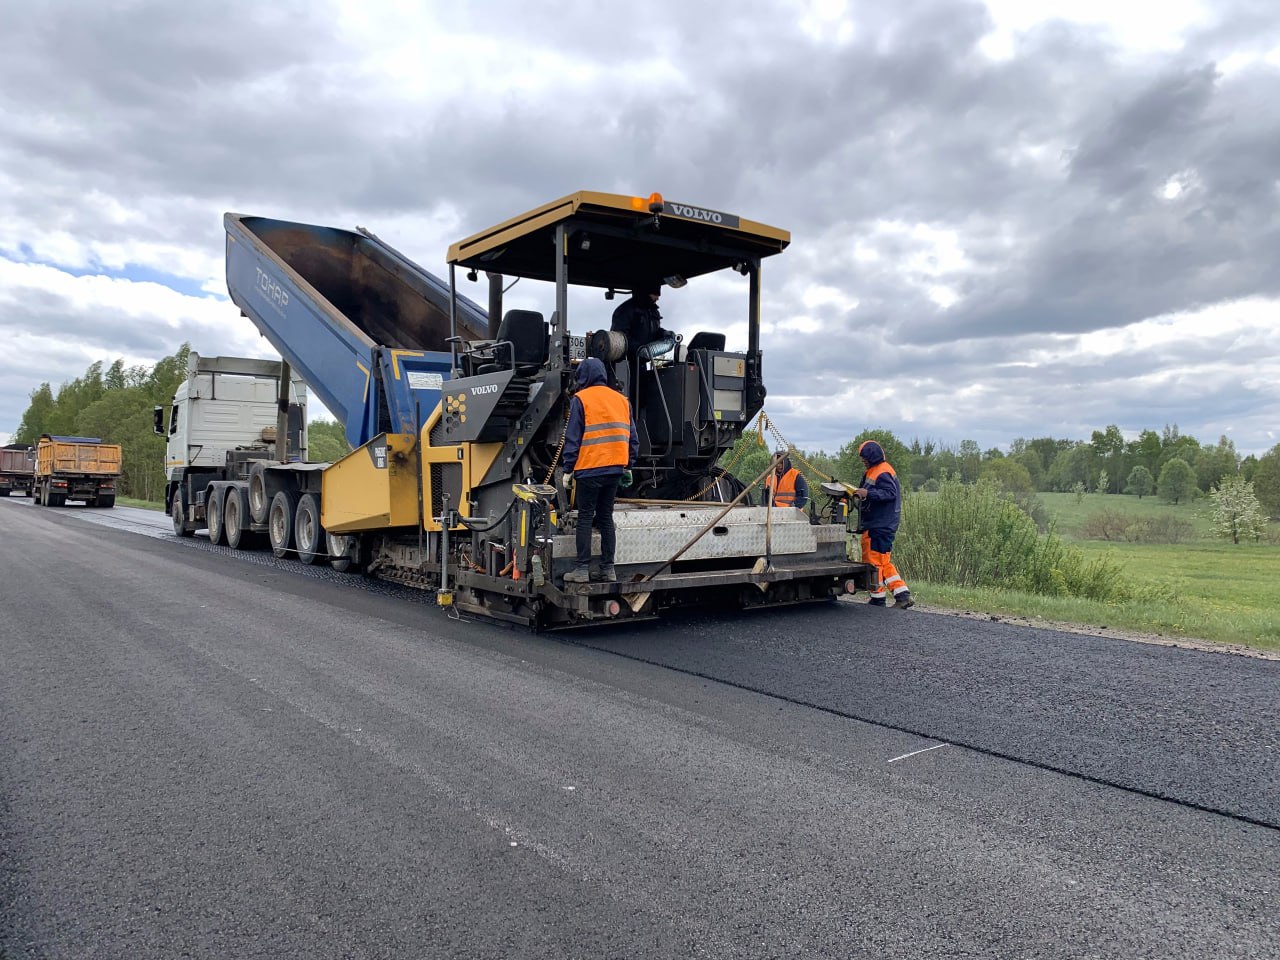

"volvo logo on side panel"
[666,203,740,229]
[471,384,500,396]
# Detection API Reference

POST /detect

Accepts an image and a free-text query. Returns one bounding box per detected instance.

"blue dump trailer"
[224,214,487,449]
[172,191,871,628]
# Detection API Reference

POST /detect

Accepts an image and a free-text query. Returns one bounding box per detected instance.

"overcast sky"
[2,0,1279,455]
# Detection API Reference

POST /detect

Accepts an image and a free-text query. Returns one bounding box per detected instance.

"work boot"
[868,596,887,607]
[564,565,591,584]
[590,563,616,583]
[893,591,915,609]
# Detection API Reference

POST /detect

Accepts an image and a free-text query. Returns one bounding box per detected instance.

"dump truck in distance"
[32,435,121,507]
[0,444,35,497]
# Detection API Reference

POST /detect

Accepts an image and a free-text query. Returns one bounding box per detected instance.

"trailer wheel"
[207,487,226,545]
[172,492,193,537]
[294,493,323,565]
[268,490,299,559]
[224,488,249,550]
[326,531,357,573]
[248,463,270,524]
[0,490,9,498]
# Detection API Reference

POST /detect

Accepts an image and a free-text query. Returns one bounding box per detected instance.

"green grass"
[911,491,1280,651]
[1037,491,1215,540]
[118,496,164,511]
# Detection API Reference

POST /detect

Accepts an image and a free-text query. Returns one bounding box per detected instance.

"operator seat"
[477,309,548,375]
[498,309,548,375]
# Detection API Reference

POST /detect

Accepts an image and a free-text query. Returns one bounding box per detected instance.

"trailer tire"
[269,490,299,559]
[207,487,226,545]
[0,490,9,497]
[326,531,357,573]
[294,493,323,565]
[224,488,250,550]
[248,463,270,524]
[172,492,193,537]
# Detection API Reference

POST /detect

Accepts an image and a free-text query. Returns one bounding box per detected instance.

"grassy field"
[913,490,1280,652]
[1037,491,1217,539]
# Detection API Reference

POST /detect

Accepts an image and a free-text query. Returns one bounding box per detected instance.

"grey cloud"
[2,0,1280,452]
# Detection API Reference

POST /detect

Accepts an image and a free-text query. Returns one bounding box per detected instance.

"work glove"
[561,471,574,487]
[619,469,633,489]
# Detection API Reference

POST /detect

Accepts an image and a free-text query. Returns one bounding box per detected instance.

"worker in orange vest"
[561,357,639,584]
[853,439,913,608]
[764,450,809,510]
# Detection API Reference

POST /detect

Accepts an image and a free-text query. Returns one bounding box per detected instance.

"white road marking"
[888,742,948,764]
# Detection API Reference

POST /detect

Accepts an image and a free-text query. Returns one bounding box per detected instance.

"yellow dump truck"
[33,435,122,508]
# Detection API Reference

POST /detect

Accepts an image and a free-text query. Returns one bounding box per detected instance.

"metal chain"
[542,422,569,484]
[682,412,768,501]
[758,412,834,484]
[681,411,835,503]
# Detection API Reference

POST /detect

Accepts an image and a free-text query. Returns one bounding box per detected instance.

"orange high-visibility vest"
[864,462,896,485]
[767,467,802,507]
[574,385,632,471]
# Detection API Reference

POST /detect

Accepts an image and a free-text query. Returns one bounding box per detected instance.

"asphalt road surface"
[2,498,1277,959]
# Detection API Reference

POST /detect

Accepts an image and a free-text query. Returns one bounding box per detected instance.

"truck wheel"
[327,531,357,572]
[268,490,299,559]
[248,463,270,524]
[294,493,323,565]
[224,488,250,550]
[172,493,193,537]
[0,490,9,497]
[207,487,226,545]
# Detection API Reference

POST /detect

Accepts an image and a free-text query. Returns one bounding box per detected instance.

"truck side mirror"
[153,406,165,436]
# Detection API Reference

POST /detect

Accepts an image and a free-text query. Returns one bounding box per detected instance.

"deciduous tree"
[1157,457,1196,504]
[1209,476,1267,544]
[1251,444,1280,519]
[1124,465,1154,499]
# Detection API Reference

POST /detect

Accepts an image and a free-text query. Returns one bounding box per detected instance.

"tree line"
[12,350,1279,519]
[12,347,193,502]
[723,423,1280,519]
[10,347,351,503]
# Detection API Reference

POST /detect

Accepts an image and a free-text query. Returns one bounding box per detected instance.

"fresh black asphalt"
[2,499,1277,959]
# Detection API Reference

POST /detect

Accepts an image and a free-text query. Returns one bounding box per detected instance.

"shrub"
[1142,516,1196,544]
[1080,510,1195,543]
[896,478,1130,601]
[1081,509,1129,541]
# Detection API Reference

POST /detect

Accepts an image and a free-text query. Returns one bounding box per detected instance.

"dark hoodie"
[610,282,667,349]
[858,440,901,532]
[562,357,639,478]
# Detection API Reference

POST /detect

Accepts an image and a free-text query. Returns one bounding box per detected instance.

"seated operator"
[610,279,676,362]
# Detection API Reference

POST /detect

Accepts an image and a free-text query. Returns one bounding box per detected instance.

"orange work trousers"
[861,531,909,600]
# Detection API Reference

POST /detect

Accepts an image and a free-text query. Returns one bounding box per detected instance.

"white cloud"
[2,0,1280,460]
